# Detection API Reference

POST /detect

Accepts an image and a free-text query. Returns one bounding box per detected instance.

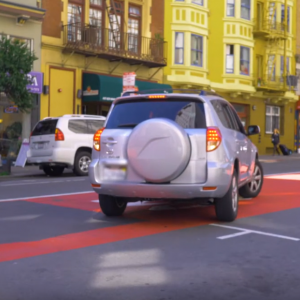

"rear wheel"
[43,166,64,177]
[99,195,127,217]
[215,170,238,222]
[239,160,263,198]
[74,151,91,176]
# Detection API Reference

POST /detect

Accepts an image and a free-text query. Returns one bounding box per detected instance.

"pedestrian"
[271,128,280,155]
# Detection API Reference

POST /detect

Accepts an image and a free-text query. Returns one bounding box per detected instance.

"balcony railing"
[63,23,167,68]
[254,74,297,91]
[253,19,286,38]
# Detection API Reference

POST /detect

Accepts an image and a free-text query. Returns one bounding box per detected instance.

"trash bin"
[0,156,12,175]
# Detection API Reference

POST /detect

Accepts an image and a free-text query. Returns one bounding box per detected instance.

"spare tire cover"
[127,118,191,183]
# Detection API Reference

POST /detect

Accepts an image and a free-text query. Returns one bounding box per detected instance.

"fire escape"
[254,0,291,92]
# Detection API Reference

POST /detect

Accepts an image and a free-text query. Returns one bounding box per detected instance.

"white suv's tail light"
[93,127,105,151]
[206,127,222,152]
[55,128,64,141]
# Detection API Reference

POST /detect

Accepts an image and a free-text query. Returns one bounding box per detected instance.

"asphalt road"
[1,161,300,299]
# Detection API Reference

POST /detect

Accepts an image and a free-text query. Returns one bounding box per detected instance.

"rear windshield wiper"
[117,123,138,128]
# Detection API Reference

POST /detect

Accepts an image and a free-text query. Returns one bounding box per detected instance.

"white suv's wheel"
[74,151,91,176]
[215,170,238,222]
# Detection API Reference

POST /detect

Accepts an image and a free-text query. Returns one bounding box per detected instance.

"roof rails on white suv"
[42,115,105,120]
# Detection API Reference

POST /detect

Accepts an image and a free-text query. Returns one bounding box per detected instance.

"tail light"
[55,128,64,141]
[206,127,222,152]
[93,127,105,151]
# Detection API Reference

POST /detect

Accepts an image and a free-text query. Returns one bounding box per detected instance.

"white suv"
[27,114,106,176]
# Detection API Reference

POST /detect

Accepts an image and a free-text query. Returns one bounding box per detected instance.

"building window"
[226,45,234,73]
[68,2,83,42]
[281,56,290,79]
[10,36,32,51]
[266,106,280,134]
[240,46,250,75]
[128,5,141,54]
[241,0,250,20]
[191,35,203,67]
[89,0,104,45]
[227,0,235,17]
[108,1,124,50]
[175,32,184,64]
[281,5,290,32]
[267,55,276,81]
[269,2,276,29]
[192,0,203,5]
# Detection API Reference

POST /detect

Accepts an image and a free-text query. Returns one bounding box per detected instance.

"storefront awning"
[82,73,172,103]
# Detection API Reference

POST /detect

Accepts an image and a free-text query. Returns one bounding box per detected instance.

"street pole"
[283,0,288,91]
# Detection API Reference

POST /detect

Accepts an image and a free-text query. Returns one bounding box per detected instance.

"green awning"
[82,73,172,103]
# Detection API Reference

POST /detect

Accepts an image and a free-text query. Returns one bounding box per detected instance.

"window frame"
[226,44,234,73]
[174,32,184,65]
[241,0,251,20]
[227,0,235,17]
[128,4,142,54]
[191,34,203,67]
[281,5,290,33]
[192,0,204,5]
[265,105,280,134]
[240,46,250,76]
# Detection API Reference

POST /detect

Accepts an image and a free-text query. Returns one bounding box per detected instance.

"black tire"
[74,151,91,176]
[239,160,264,198]
[99,195,127,217]
[43,166,64,177]
[215,170,238,222]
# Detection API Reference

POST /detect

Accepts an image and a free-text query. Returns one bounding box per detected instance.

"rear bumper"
[89,159,232,199]
[27,149,74,167]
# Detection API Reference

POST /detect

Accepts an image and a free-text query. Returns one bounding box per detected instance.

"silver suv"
[89,90,263,222]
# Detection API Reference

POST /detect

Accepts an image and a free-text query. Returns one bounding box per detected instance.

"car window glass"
[88,120,105,134]
[224,104,240,131]
[105,98,206,129]
[32,119,58,136]
[228,105,247,134]
[211,100,234,129]
[68,120,89,134]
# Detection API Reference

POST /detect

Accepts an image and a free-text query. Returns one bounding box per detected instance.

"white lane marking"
[217,231,252,240]
[264,171,300,178]
[0,191,94,203]
[210,224,300,241]
[0,214,42,221]
[266,174,300,181]
[0,178,85,187]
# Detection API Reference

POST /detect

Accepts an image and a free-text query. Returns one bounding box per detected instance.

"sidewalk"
[1,154,300,180]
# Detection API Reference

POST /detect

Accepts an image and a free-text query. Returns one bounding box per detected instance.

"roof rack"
[121,88,220,97]
[62,114,106,118]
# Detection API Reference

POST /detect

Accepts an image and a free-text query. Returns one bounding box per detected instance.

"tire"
[43,166,64,177]
[99,195,127,217]
[215,170,238,222]
[239,160,264,198]
[74,151,91,176]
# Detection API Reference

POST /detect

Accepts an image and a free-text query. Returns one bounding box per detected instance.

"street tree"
[0,36,38,112]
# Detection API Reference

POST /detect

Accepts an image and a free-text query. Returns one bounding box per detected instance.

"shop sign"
[83,86,99,96]
[27,72,43,94]
[3,106,19,114]
[123,72,136,92]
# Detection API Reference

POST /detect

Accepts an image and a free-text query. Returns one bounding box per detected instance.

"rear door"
[30,119,58,157]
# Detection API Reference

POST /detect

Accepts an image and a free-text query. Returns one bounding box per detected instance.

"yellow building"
[164,0,298,155]
[41,0,168,119]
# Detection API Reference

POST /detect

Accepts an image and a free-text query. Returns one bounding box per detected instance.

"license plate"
[37,143,44,149]
[103,166,127,181]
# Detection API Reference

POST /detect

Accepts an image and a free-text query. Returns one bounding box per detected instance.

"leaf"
[0,36,38,112]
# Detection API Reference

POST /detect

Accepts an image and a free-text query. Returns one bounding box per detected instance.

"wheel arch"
[74,147,92,163]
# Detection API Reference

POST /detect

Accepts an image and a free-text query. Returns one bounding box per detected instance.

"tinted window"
[105,99,206,129]
[32,119,58,136]
[88,120,105,134]
[68,120,88,134]
[224,104,240,131]
[228,105,247,134]
[211,101,233,129]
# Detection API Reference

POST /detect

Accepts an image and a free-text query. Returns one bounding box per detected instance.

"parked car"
[27,114,106,176]
[89,90,263,222]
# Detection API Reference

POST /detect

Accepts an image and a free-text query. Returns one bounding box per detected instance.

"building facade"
[41,0,168,119]
[164,0,298,155]
[0,0,45,141]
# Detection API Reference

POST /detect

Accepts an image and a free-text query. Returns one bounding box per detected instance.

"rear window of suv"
[32,119,58,136]
[105,98,206,129]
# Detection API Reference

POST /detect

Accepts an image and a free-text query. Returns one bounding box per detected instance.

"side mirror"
[247,125,260,136]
